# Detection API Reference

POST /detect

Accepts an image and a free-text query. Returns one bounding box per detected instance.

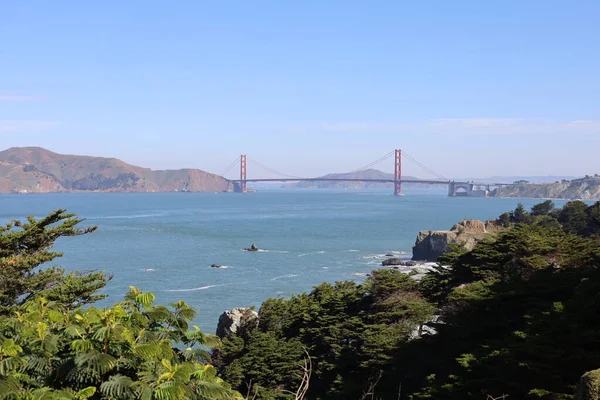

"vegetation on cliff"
[214,270,435,399]
[216,200,600,399]
[493,177,600,200]
[0,147,232,193]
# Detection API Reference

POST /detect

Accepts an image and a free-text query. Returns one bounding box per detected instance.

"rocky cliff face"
[216,308,259,339]
[492,179,600,200]
[0,147,233,193]
[412,219,503,261]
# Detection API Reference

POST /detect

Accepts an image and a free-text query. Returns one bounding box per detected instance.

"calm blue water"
[0,189,564,332]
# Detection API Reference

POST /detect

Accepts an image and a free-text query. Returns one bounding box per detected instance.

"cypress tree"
[0,209,110,312]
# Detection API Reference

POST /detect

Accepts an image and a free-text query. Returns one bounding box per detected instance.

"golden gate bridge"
[218,149,509,196]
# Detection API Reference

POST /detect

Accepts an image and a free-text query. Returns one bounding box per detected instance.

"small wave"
[167,284,226,292]
[362,254,388,259]
[94,213,167,220]
[241,248,273,252]
[348,272,369,277]
[271,274,299,281]
[346,249,360,252]
[139,268,156,272]
[322,267,329,269]
[298,251,325,257]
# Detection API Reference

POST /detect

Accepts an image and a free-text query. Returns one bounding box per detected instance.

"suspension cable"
[247,157,306,179]
[219,158,240,177]
[402,151,448,180]
[348,151,395,173]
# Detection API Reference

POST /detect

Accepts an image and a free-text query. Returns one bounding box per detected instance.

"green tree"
[0,210,109,313]
[556,201,590,236]
[510,203,530,224]
[0,287,242,399]
[407,202,600,399]
[216,271,435,399]
[531,199,555,216]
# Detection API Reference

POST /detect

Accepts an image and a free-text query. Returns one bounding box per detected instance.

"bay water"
[0,189,561,332]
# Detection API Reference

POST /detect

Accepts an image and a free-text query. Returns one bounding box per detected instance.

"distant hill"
[281,169,443,189]
[458,175,578,184]
[0,147,232,193]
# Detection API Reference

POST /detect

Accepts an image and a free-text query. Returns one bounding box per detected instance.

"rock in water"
[210,264,223,268]
[382,258,404,266]
[216,308,259,339]
[382,258,420,267]
[412,219,503,262]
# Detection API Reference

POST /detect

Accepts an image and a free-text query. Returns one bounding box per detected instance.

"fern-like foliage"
[0,288,242,399]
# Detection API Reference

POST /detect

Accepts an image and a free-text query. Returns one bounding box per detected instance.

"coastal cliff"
[412,219,503,261]
[492,177,600,200]
[0,147,233,193]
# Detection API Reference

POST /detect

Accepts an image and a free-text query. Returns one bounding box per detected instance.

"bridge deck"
[230,178,510,186]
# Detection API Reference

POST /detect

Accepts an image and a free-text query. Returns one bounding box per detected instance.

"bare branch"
[295,346,312,400]
[360,370,384,400]
[245,379,258,400]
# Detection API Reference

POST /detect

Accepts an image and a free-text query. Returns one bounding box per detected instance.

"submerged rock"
[216,308,259,339]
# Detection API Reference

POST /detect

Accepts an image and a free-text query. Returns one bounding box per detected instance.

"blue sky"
[1,1,599,179]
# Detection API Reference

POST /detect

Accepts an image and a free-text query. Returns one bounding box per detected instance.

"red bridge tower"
[239,154,247,193]
[394,149,402,196]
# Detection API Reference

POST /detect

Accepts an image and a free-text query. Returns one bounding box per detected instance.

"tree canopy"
[0,209,109,312]
[0,288,241,399]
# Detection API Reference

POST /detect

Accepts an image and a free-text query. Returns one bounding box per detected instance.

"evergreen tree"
[0,210,109,312]
[216,271,435,399]
[510,203,530,223]
[531,199,555,216]
[556,201,590,236]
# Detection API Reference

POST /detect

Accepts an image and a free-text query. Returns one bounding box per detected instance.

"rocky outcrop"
[382,258,418,267]
[216,308,259,339]
[412,219,503,262]
[576,369,600,400]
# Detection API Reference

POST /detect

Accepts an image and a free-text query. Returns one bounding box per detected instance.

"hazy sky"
[1,1,599,179]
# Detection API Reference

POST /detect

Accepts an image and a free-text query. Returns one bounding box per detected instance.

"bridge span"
[220,150,508,197]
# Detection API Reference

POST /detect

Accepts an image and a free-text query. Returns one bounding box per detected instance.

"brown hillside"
[0,147,233,193]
